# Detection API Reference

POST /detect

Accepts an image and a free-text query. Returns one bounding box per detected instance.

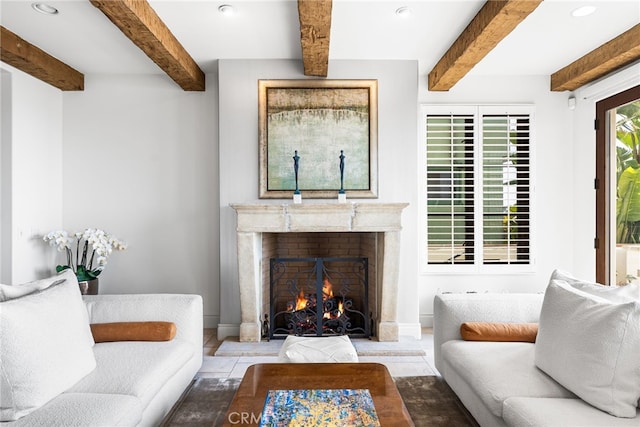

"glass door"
[596,85,640,285]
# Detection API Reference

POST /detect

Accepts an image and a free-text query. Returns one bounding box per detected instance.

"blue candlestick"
[339,150,345,194]
[293,150,300,195]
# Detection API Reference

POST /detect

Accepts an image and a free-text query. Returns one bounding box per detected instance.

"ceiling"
[1,0,639,84]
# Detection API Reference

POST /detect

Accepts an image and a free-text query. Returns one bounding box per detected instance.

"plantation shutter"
[424,106,534,270]
[425,115,475,264]
[482,114,531,264]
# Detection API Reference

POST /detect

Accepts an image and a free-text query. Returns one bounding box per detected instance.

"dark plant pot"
[78,278,99,295]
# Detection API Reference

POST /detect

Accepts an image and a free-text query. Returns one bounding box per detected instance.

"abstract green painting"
[259,80,378,199]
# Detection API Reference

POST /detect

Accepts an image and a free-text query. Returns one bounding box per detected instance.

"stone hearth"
[231,202,408,342]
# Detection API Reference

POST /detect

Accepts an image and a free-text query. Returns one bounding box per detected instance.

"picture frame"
[259,79,378,199]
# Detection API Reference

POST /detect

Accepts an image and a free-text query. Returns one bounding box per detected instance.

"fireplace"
[268,257,371,339]
[231,203,408,342]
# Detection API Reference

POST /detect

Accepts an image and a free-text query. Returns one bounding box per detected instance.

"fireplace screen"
[268,257,371,339]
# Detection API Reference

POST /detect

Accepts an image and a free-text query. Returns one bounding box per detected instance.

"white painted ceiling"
[1,0,639,82]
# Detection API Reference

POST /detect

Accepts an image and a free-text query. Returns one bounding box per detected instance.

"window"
[422,106,534,270]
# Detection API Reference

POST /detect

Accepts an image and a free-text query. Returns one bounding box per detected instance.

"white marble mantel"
[230,202,409,342]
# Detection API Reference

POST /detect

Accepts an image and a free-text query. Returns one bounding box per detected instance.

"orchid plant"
[43,228,127,282]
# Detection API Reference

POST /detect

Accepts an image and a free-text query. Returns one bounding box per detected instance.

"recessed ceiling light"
[571,5,596,17]
[218,4,235,16]
[395,6,411,17]
[31,3,59,15]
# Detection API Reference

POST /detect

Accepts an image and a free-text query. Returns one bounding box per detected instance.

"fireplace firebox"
[267,257,371,339]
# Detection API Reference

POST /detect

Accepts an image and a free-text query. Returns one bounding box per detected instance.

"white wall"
[217,59,421,338]
[62,74,220,327]
[416,74,575,326]
[0,63,63,284]
[1,70,11,283]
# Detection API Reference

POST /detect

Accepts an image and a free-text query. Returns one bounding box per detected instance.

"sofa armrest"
[433,293,543,373]
[82,294,203,355]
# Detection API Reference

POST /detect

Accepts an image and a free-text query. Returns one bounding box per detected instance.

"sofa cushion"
[278,335,358,363]
[441,340,574,418]
[550,269,640,302]
[90,321,177,342]
[0,272,96,421]
[4,393,142,427]
[0,270,69,302]
[67,340,192,408]
[503,397,640,427]
[535,279,640,418]
[460,322,538,342]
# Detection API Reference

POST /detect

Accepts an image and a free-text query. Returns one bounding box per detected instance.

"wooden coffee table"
[221,363,414,426]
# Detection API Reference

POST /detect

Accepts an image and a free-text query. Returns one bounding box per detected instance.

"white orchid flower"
[54,236,72,251]
[43,231,72,251]
[44,230,65,243]
[42,228,127,277]
[44,228,126,277]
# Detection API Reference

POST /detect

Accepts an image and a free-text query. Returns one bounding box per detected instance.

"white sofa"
[1,272,202,427]
[434,291,640,427]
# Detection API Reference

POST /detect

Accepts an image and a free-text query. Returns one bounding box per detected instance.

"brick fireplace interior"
[261,232,379,338]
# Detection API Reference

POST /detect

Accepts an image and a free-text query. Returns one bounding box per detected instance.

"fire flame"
[322,278,333,300]
[291,277,344,319]
[295,288,307,311]
[323,299,344,319]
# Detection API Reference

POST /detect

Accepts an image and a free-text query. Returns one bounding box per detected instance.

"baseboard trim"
[420,314,434,328]
[216,323,240,340]
[398,322,422,340]
[203,315,219,329]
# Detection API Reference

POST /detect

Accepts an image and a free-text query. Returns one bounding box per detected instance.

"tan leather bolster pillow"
[460,322,538,343]
[90,321,176,343]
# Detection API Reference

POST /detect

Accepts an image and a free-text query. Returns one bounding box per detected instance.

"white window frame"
[418,105,536,274]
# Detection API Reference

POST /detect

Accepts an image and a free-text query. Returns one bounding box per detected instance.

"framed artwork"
[259,79,378,199]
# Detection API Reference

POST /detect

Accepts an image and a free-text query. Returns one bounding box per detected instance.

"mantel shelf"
[230,202,409,233]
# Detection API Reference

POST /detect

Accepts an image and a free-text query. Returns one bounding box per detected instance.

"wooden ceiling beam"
[428,0,542,91]
[0,26,84,91]
[90,0,205,91]
[298,0,332,77]
[551,23,640,92]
